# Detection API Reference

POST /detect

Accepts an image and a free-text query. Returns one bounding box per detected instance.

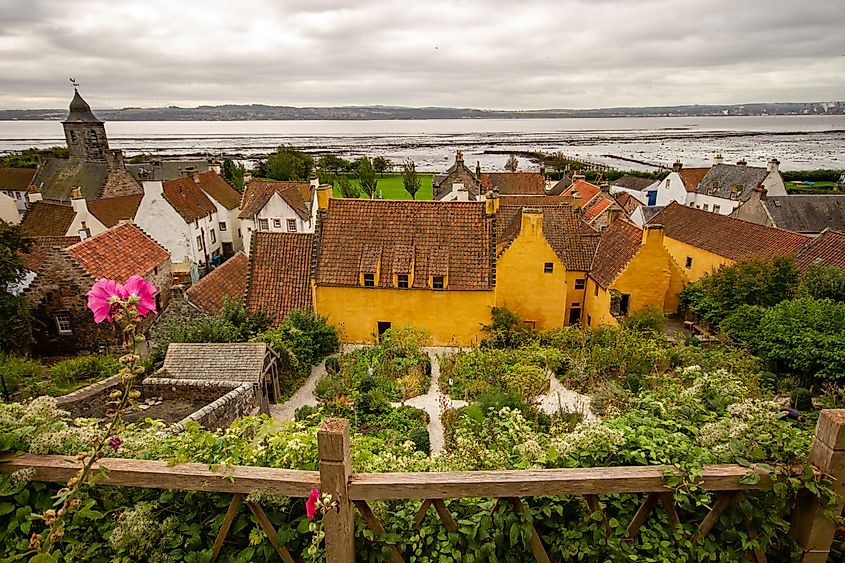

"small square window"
[258,218,269,230]
[397,274,409,289]
[196,235,202,248]
[363,273,375,287]
[54,312,72,335]
[685,256,693,269]
[713,205,721,214]
[575,279,586,290]
[219,221,227,231]
[432,276,445,290]
[543,262,554,274]
[273,219,281,229]
[287,218,297,232]
[210,229,216,243]
[703,203,709,211]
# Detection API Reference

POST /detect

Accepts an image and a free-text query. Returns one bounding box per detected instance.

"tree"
[336,175,361,199]
[802,264,845,302]
[261,146,313,181]
[317,154,353,184]
[0,147,68,168]
[373,156,392,176]
[401,158,421,200]
[356,157,378,199]
[221,158,246,191]
[505,154,518,172]
[0,222,32,352]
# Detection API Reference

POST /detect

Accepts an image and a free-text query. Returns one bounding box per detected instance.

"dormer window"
[432,276,445,290]
[363,273,375,287]
[729,185,741,200]
[707,182,718,195]
[397,274,409,289]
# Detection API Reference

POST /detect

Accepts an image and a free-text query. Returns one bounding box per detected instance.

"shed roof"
[794,229,845,271]
[161,342,273,383]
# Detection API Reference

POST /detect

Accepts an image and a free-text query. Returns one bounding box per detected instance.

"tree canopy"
[0,222,32,352]
[355,157,378,199]
[401,159,421,200]
[259,146,314,182]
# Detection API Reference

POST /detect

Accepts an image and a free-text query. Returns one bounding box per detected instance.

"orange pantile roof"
[498,194,571,206]
[0,167,36,191]
[582,196,613,222]
[678,167,710,193]
[589,220,644,288]
[316,199,492,290]
[186,252,249,314]
[562,179,601,205]
[20,201,75,237]
[196,171,242,210]
[480,172,546,195]
[66,223,170,281]
[614,192,641,214]
[245,232,314,324]
[162,176,217,223]
[648,202,808,261]
[87,194,142,227]
[794,229,845,271]
[239,180,311,220]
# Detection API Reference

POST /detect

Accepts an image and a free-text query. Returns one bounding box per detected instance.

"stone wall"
[55,374,122,418]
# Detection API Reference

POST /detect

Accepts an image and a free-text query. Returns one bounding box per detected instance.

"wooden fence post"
[319,418,355,562]
[790,409,845,563]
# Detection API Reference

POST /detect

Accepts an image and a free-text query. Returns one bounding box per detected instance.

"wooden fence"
[2,410,843,562]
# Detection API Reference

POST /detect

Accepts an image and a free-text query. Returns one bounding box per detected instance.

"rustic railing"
[2,410,843,562]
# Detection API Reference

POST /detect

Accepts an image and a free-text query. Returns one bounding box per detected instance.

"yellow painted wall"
[584,278,618,327]
[662,236,734,281]
[315,285,493,346]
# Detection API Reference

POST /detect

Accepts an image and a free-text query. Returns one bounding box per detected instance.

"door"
[568,306,582,325]
[377,321,392,341]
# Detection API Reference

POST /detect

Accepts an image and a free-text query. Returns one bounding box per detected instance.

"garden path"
[536,373,596,421]
[269,357,328,422]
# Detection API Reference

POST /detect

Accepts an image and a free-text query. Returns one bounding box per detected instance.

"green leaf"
[0,502,13,516]
[509,522,520,548]
[740,472,761,485]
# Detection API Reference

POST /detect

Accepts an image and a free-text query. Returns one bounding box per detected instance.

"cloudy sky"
[0,0,842,110]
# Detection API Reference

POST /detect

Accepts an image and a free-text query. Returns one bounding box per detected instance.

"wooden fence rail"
[1,409,842,562]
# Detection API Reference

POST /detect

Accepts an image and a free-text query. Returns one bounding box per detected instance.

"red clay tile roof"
[678,167,710,193]
[648,202,809,261]
[66,223,170,281]
[562,179,601,205]
[316,199,492,290]
[582,196,613,222]
[187,251,249,314]
[20,201,75,236]
[196,171,242,210]
[162,176,217,223]
[0,167,36,191]
[794,229,845,271]
[497,205,600,271]
[87,194,142,227]
[498,194,572,206]
[239,181,311,220]
[21,236,80,271]
[245,232,314,324]
[480,172,546,195]
[589,219,644,288]
[614,192,641,214]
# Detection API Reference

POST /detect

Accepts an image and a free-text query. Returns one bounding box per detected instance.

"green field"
[785,181,840,194]
[330,173,434,200]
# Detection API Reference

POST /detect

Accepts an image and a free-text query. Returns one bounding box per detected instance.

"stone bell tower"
[62,88,109,161]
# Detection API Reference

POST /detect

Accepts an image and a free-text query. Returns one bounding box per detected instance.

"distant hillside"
[1,102,843,121]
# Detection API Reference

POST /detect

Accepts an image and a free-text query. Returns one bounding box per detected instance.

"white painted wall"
[647,172,691,207]
[1,190,28,213]
[67,198,107,238]
[609,186,649,204]
[0,192,20,224]
[203,195,243,253]
[762,171,787,195]
[688,193,739,215]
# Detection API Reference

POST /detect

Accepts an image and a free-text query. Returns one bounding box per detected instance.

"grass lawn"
[785,181,841,194]
[331,173,434,200]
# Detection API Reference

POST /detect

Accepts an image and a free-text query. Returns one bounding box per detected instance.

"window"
[397,274,409,289]
[237,228,241,238]
[195,219,199,229]
[609,290,631,317]
[432,276,445,290]
[210,229,216,243]
[54,312,72,335]
[713,204,721,214]
[523,320,536,329]
[287,219,297,232]
[258,218,269,230]
[543,262,554,274]
[273,219,281,229]
[196,235,202,248]
[575,279,586,290]
[703,204,709,211]
[363,273,375,287]
[219,221,227,231]
[69,130,78,144]
[587,315,592,326]
[154,266,158,276]
[685,256,693,269]
[689,202,695,207]
[665,179,670,189]
[594,283,599,297]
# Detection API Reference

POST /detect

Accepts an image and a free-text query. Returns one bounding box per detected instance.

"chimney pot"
[714,154,724,165]
[672,159,683,173]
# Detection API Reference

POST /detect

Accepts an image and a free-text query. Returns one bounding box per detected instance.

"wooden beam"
[245,500,295,563]
[583,494,612,537]
[348,464,772,500]
[625,493,659,540]
[211,494,243,563]
[0,454,319,497]
[659,492,681,529]
[318,419,355,563]
[353,500,404,563]
[432,499,458,533]
[505,497,551,563]
[413,499,432,528]
[696,492,737,541]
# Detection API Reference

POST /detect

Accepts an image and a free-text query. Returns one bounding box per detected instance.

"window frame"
[397,274,409,289]
[218,221,227,232]
[210,229,216,244]
[543,262,554,274]
[685,256,693,269]
[272,218,282,229]
[363,273,375,287]
[287,218,297,232]
[575,278,586,290]
[54,312,72,335]
[432,276,445,290]
[258,218,269,230]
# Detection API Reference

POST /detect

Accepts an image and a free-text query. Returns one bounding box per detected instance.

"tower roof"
[63,88,102,123]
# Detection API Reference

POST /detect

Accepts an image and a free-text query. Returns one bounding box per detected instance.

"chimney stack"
[736,159,747,166]
[672,159,683,173]
[642,224,665,247]
[767,158,780,173]
[484,190,499,215]
[714,154,724,165]
[455,150,464,166]
[316,184,332,210]
[243,171,252,185]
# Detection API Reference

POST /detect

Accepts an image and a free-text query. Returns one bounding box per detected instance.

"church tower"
[62,88,109,161]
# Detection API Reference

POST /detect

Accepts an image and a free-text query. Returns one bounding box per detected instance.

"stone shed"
[157,343,279,413]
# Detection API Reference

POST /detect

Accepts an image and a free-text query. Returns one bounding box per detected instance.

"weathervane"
[69,77,79,88]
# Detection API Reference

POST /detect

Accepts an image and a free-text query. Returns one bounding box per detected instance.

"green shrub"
[622,306,664,333]
[481,307,538,349]
[325,356,340,374]
[150,315,240,364]
[50,355,120,385]
[802,264,845,302]
[294,404,320,421]
[720,304,767,348]
[0,355,44,396]
[791,387,814,412]
[501,364,548,402]
[409,427,431,455]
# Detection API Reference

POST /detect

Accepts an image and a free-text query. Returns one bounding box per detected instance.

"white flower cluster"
[551,421,625,457]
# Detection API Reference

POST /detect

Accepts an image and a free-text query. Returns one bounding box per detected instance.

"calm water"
[1,115,843,171]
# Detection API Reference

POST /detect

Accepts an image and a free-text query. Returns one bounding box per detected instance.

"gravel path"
[537,373,596,421]
[269,358,328,422]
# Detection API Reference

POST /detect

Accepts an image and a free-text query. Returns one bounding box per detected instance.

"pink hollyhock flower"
[123,275,158,318]
[306,488,320,518]
[107,436,122,451]
[87,279,127,324]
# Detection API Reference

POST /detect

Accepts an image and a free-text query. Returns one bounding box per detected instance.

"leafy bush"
[720,304,767,348]
[409,427,431,455]
[0,355,44,397]
[480,307,538,349]
[791,387,814,411]
[50,355,120,386]
[294,404,319,421]
[150,315,240,364]
[621,306,665,333]
[802,263,845,302]
[325,356,340,374]
[501,364,548,402]
[441,347,562,400]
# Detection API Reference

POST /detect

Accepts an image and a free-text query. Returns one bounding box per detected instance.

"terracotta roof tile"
[614,192,641,214]
[87,194,142,227]
[582,196,613,222]
[648,202,808,261]
[66,223,170,280]
[20,201,75,236]
[245,232,314,325]
[186,252,249,314]
[794,229,845,271]
[562,179,601,205]
[316,199,492,290]
[162,176,217,223]
[498,194,571,206]
[589,220,644,288]
[239,181,311,220]
[0,167,36,191]
[480,172,546,195]
[196,171,242,210]
[678,167,710,193]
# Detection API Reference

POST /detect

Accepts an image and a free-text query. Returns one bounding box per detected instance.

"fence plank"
[353,500,405,563]
[659,493,680,529]
[432,500,458,533]
[625,493,659,540]
[506,497,551,563]
[318,419,355,563]
[245,500,295,563]
[696,492,737,541]
[413,499,432,528]
[584,494,612,537]
[211,494,243,563]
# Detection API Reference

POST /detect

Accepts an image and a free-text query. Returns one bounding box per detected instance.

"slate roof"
[546,174,573,196]
[66,222,170,280]
[695,164,770,201]
[64,89,102,123]
[497,205,600,271]
[31,158,109,201]
[0,167,36,191]
[316,199,492,290]
[647,202,808,261]
[640,206,666,223]
[561,179,601,205]
[196,171,242,210]
[186,252,249,314]
[20,201,75,236]
[239,180,311,220]
[480,172,546,195]
[794,229,845,271]
[161,342,272,383]
[161,176,218,223]
[126,160,211,182]
[590,219,644,288]
[246,232,314,324]
[87,194,142,227]
[760,195,845,233]
[612,175,656,191]
[678,167,710,193]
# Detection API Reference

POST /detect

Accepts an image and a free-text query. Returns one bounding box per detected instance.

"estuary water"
[1,115,843,171]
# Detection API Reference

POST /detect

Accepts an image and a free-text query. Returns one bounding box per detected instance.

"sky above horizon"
[1,0,843,110]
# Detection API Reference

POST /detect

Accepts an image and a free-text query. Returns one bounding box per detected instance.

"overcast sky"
[1,0,843,110]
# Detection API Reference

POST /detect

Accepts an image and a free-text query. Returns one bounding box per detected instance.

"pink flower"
[107,436,122,451]
[306,488,320,518]
[87,279,127,323]
[123,275,158,318]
